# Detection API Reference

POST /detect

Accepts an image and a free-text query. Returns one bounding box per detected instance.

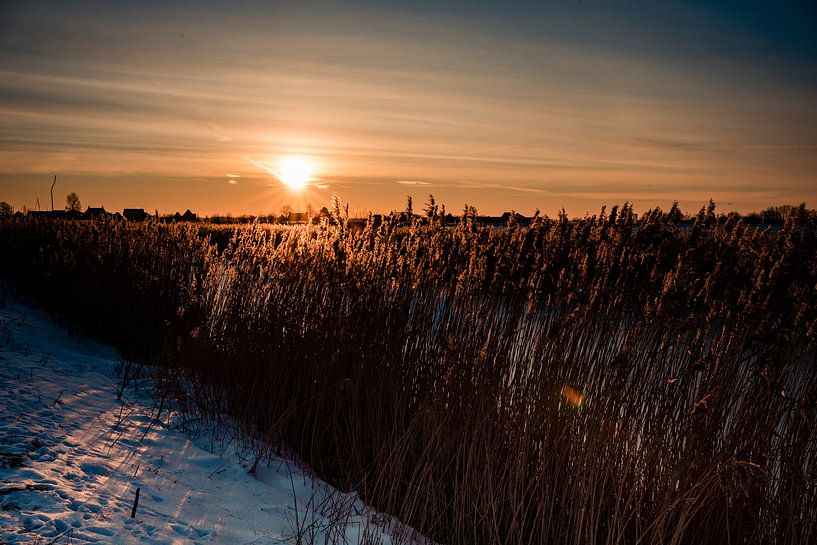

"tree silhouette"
[65,192,82,212]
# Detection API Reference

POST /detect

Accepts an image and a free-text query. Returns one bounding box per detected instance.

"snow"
[0,295,424,544]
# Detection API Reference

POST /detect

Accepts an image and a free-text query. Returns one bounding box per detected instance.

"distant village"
[4,205,536,228]
[0,191,554,226]
[0,191,811,227]
[13,207,198,223]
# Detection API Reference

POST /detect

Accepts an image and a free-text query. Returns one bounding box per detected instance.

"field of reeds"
[1,202,815,545]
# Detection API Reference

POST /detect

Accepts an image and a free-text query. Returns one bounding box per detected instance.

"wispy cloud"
[396,180,431,185]
[244,157,275,176]
[206,122,232,142]
[457,181,547,194]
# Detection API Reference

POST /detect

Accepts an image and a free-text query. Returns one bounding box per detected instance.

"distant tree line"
[2,193,815,228]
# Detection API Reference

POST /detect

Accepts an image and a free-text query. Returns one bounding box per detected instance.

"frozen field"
[0,295,417,544]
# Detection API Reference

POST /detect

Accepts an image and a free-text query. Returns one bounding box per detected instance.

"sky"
[1,0,816,216]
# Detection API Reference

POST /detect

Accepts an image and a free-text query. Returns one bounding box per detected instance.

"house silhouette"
[123,208,148,221]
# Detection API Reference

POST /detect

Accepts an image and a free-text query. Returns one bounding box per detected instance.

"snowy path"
[0,297,419,544]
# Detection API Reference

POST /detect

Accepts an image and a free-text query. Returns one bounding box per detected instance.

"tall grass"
[1,204,815,544]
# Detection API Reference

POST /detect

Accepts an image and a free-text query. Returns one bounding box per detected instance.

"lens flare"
[561,385,584,407]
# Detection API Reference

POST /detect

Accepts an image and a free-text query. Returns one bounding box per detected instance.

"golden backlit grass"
[1,203,815,544]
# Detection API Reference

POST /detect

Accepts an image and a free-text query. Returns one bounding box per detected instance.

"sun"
[275,156,314,190]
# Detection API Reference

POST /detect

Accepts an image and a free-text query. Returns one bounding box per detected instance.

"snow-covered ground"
[0,294,423,544]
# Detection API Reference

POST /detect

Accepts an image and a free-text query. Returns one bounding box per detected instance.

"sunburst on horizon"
[275,156,315,191]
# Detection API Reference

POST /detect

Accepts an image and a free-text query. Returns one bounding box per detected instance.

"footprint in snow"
[171,523,191,536]
[84,525,116,536]
[80,462,110,477]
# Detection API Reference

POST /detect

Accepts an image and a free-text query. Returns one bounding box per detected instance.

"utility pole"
[50,175,57,211]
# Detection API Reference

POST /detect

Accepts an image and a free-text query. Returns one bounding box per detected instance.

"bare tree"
[65,192,82,212]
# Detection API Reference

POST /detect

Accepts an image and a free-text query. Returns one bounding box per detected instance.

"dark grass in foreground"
[1,203,816,545]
